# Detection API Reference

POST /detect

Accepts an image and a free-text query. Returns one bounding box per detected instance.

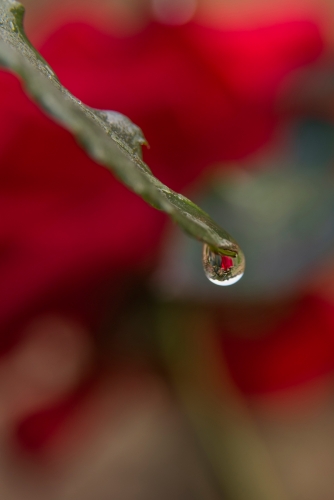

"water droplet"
[9,21,17,32]
[202,244,245,286]
[45,66,55,79]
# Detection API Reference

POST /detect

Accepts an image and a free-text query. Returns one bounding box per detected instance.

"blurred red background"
[1,1,334,499]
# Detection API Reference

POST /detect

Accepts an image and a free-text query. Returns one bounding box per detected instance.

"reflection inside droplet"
[202,244,245,286]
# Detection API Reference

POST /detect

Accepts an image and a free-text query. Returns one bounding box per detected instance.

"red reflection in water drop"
[221,256,233,271]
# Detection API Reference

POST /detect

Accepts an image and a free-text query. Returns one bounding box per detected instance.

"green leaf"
[0,0,241,256]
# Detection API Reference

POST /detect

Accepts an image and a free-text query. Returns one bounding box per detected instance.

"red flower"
[0,18,323,336]
[39,20,323,190]
[0,15,325,451]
